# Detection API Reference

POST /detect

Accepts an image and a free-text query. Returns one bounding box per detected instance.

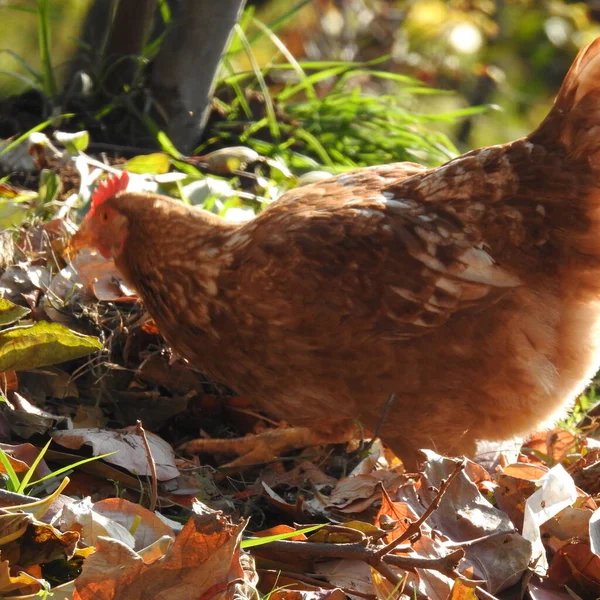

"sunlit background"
[1,0,599,151]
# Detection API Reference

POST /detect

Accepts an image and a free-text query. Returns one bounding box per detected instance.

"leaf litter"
[2,136,600,599]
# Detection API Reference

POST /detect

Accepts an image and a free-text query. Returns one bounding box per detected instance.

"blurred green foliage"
[0,0,91,95]
[0,0,599,150]
[250,0,600,148]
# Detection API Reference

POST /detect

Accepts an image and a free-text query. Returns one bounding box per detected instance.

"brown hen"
[70,39,600,470]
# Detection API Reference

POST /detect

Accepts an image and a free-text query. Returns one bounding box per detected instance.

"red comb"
[90,171,130,214]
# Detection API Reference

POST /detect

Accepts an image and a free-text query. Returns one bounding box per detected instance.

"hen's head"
[69,171,131,259]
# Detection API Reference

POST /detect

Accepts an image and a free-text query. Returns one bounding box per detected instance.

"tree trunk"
[105,0,158,94]
[150,0,246,153]
[66,0,159,96]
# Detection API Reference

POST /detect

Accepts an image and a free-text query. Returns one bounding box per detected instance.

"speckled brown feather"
[79,38,600,468]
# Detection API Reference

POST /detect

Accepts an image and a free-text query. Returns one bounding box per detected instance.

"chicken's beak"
[65,220,95,258]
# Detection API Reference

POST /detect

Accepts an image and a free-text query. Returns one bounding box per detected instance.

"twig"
[444,528,516,549]
[382,549,464,578]
[245,459,469,591]
[373,458,466,559]
[475,586,500,600]
[136,420,158,512]
[252,539,464,577]
[361,392,396,454]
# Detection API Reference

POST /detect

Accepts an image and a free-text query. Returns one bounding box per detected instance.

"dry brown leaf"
[73,508,256,600]
[544,506,593,552]
[548,542,600,596]
[0,442,50,477]
[51,426,180,481]
[67,248,135,302]
[525,429,579,464]
[327,471,406,513]
[0,560,41,596]
[528,577,580,600]
[314,560,374,597]
[93,498,176,549]
[18,368,78,402]
[0,512,79,569]
[3,392,71,438]
[0,370,18,394]
[449,579,478,600]
[55,497,135,549]
[397,451,532,594]
[375,487,419,542]
[494,463,549,528]
[262,459,337,490]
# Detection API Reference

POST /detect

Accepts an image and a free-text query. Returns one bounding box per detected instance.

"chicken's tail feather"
[529,38,600,157]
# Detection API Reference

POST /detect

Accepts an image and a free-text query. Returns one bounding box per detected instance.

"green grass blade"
[242,524,325,549]
[17,438,51,494]
[0,447,21,492]
[225,5,255,56]
[0,70,42,90]
[157,0,172,25]
[221,58,253,119]
[36,0,57,102]
[276,65,351,102]
[0,117,60,156]
[0,49,42,81]
[24,451,117,489]
[234,23,280,140]
[246,0,313,47]
[294,128,334,166]
[251,17,316,101]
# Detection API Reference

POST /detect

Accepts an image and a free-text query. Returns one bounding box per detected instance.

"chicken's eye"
[101,211,109,223]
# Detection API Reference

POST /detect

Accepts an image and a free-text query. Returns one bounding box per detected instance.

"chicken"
[69,38,600,471]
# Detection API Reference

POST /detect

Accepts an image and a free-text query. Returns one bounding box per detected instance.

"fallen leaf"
[0,370,18,394]
[543,506,593,552]
[198,147,261,174]
[449,579,478,600]
[315,560,374,597]
[0,560,41,596]
[548,542,600,596]
[524,429,579,464]
[0,442,53,482]
[522,464,579,575]
[0,298,30,326]
[51,426,180,481]
[0,322,102,372]
[56,496,136,548]
[73,507,256,600]
[92,498,175,550]
[397,451,532,594]
[3,392,71,438]
[589,507,600,557]
[125,153,170,175]
[0,511,79,567]
[327,471,406,513]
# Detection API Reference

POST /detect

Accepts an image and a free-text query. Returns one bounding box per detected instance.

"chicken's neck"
[113,199,241,347]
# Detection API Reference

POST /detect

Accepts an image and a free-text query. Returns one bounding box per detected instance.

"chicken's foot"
[178,423,355,469]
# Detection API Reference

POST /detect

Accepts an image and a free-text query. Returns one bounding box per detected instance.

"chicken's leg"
[179,421,356,469]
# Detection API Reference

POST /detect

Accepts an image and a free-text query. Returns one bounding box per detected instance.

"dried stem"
[373,458,466,558]
[136,420,158,512]
[255,539,464,579]
[444,528,516,549]
[246,458,476,590]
